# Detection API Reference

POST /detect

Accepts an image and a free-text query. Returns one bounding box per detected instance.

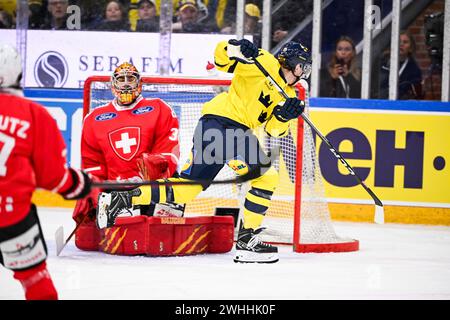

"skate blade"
[234,259,279,264]
[233,251,279,264]
[96,192,111,230]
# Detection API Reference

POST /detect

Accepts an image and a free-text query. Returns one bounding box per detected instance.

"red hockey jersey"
[81,96,180,180]
[0,93,76,226]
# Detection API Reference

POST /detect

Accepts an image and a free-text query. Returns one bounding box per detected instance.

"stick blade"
[55,226,65,256]
[374,205,385,224]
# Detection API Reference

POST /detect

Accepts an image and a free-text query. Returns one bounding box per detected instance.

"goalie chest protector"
[75,215,234,256]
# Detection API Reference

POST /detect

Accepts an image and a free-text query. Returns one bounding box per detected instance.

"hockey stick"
[91,155,274,190]
[55,214,88,256]
[92,175,254,189]
[252,58,384,224]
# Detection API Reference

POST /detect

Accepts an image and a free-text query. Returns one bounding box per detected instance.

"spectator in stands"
[221,3,261,46]
[41,0,70,30]
[135,0,159,32]
[28,0,46,29]
[127,0,140,31]
[320,36,361,98]
[201,0,228,31]
[0,0,16,28]
[95,0,130,32]
[378,31,423,100]
[244,3,261,47]
[271,0,313,48]
[71,0,102,30]
[272,24,288,47]
[0,10,13,28]
[243,3,260,34]
[173,0,217,33]
[0,0,45,29]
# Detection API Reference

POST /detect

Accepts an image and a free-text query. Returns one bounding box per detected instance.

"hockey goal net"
[83,76,358,253]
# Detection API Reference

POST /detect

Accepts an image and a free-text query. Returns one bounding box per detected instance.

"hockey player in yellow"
[97,39,312,263]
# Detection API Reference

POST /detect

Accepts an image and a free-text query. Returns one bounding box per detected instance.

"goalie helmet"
[0,43,22,88]
[111,62,142,105]
[276,41,312,80]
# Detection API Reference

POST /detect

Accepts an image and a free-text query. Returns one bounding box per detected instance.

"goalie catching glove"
[137,153,171,180]
[273,98,305,122]
[227,39,259,64]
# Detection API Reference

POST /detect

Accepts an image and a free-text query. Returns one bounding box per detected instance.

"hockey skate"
[96,189,141,229]
[234,226,279,263]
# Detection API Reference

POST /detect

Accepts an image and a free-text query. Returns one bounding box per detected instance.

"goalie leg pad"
[99,216,148,255]
[0,205,47,271]
[75,220,101,251]
[147,216,235,255]
[90,215,235,256]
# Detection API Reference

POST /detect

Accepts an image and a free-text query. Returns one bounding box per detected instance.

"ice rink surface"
[1,207,450,300]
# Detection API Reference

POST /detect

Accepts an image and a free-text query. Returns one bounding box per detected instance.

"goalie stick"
[250,57,384,224]
[55,214,88,256]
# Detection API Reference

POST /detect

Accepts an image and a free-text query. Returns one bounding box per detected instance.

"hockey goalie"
[73,62,234,256]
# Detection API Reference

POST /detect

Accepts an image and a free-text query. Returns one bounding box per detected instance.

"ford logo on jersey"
[132,106,154,115]
[95,112,117,121]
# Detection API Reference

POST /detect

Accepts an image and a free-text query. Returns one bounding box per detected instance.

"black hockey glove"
[228,39,258,60]
[273,98,305,122]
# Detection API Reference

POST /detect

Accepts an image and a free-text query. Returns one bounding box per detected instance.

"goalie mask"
[111,62,142,105]
[276,41,312,83]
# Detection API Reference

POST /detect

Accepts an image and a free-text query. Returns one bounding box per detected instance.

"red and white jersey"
[0,93,75,226]
[81,96,180,181]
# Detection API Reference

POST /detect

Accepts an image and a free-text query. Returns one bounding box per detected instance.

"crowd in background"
[0,0,444,101]
[0,0,271,34]
[320,31,424,100]
[0,0,313,47]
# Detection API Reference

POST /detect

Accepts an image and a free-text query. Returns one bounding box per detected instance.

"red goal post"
[83,75,359,253]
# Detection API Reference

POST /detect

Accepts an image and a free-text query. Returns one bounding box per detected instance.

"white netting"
[296,107,355,245]
[85,77,356,249]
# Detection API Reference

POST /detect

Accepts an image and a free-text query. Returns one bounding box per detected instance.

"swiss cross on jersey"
[108,127,141,161]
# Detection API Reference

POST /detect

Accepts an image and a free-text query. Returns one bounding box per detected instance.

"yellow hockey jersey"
[202,40,298,137]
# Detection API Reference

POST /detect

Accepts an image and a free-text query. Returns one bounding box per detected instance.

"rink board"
[26,90,450,225]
